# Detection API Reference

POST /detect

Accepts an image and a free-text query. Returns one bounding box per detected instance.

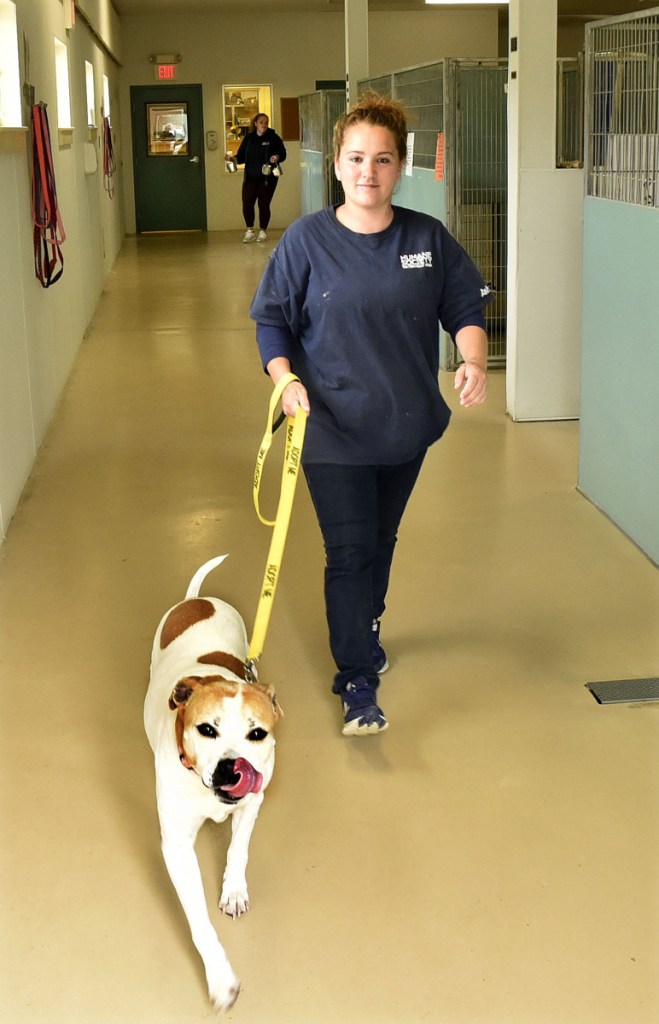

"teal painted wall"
[300,151,326,216]
[396,166,446,222]
[579,198,659,565]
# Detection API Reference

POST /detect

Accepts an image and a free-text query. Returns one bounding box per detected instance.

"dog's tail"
[185,555,229,599]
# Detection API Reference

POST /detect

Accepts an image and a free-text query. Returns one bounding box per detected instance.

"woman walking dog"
[250,93,491,736]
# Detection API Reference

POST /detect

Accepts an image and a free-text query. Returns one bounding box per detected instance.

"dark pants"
[303,452,426,691]
[242,176,278,230]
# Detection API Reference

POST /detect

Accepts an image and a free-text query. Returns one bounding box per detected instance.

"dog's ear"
[168,676,202,711]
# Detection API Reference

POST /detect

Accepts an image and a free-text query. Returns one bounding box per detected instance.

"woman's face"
[334,123,403,214]
[255,116,269,135]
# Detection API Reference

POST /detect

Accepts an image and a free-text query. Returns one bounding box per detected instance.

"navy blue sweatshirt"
[250,205,492,465]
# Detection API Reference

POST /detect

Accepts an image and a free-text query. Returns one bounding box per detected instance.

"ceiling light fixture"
[425,1,509,6]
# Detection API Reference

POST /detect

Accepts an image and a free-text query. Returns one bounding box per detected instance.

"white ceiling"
[111,0,654,19]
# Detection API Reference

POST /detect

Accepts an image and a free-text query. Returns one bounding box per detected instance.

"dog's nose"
[212,758,238,791]
[211,756,263,800]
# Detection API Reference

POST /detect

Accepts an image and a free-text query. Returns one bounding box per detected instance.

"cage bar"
[585,10,659,206]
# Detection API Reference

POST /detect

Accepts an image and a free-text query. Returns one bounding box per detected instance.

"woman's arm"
[270,133,287,164]
[235,133,249,166]
[453,325,488,408]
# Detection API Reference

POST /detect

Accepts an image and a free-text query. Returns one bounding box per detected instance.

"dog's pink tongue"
[220,758,263,798]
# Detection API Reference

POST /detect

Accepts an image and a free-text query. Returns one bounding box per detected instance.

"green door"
[131,83,207,232]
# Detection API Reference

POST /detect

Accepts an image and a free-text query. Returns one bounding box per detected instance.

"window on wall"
[85,60,96,127]
[0,0,21,127]
[222,84,272,159]
[54,37,72,128]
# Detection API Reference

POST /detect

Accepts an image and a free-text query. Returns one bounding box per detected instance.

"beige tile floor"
[1,231,658,1024]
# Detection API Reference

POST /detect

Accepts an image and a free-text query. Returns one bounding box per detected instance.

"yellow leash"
[247,373,307,670]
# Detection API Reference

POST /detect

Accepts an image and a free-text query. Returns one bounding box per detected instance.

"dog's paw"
[209,979,241,1015]
[219,888,250,918]
[207,968,241,1014]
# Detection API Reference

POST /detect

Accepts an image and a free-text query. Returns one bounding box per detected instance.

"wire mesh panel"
[586,10,659,205]
[299,91,322,152]
[557,56,584,167]
[299,90,345,212]
[393,62,445,169]
[446,60,508,367]
[324,90,347,206]
[357,74,393,99]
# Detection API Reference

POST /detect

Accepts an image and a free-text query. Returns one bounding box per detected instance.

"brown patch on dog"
[243,681,284,722]
[197,651,248,679]
[173,675,280,726]
[160,599,215,649]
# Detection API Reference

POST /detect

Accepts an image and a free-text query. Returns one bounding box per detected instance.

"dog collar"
[196,650,257,683]
[175,710,195,771]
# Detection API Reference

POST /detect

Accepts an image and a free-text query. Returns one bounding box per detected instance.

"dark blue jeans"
[242,176,278,230]
[303,451,426,692]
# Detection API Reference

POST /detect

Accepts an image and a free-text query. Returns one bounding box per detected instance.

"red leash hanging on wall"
[103,116,116,198]
[31,103,66,288]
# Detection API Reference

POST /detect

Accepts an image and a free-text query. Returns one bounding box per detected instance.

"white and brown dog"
[144,555,282,1013]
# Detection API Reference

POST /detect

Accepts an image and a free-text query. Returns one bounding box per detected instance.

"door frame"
[131,83,208,233]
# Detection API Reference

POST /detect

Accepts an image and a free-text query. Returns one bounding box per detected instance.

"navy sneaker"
[372,619,389,674]
[339,675,388,737]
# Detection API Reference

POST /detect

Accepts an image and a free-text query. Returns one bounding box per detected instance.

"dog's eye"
[247,727,268,742]
[196,723,218,739]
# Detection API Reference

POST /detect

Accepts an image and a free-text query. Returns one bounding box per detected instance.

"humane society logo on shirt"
[400,251,432,269]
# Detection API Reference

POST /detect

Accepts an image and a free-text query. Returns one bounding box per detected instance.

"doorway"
[131,83,207,232]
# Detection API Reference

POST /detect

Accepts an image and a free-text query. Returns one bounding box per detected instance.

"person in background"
[249,93,491,737]
[230,113,286,243]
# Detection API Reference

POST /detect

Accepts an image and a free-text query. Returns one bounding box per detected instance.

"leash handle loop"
[253,372,301,526]
[248,374,308,663]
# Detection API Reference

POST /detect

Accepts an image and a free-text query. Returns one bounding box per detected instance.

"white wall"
[118,9,498,234]
[0,0,124,541]
[506,0,583,422]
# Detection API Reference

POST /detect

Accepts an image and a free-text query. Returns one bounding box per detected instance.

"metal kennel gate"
[359,59,508,369]
[585,8,659,207]
[557,56,585,167]
[444,60,508,368]
[299,90,346,215]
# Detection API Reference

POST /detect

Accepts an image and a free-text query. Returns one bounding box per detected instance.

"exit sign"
[155,64,177,81]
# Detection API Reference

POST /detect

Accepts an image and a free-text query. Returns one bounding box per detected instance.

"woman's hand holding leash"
[267,357,311,416]
[281,379,310,417]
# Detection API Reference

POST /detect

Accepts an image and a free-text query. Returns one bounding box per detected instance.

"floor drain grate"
[587,677,659,705]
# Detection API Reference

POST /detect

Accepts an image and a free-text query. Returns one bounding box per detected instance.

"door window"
[147,102,189,156]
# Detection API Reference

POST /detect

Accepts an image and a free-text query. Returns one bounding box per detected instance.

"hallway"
[1,231,658,1024]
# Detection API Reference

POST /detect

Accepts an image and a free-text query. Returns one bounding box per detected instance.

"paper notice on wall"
[435,132,445,181]
[405,132,415,176]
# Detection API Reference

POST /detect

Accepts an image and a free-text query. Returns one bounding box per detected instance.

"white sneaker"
[242,229,256,243]
[257,230,267,242]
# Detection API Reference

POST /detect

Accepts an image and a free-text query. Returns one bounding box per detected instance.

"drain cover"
[587,677,659,704]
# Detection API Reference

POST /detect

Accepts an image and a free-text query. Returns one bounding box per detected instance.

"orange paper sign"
[435,132,445,182]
